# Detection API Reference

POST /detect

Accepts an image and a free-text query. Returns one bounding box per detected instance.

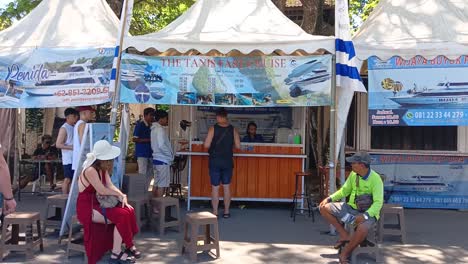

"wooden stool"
[182,212,220,262]
[44,194,68,241]
[151,197,181,235]
[290,171,315,222]
[0,212,44,261]
[66,215,87,261]
[379,204,407,243]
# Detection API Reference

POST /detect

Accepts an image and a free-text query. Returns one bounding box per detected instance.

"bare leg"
[91,210,130,259]
[223,184,231,214]
[154,187,165,197]
[45,164,54,187]
[62,178,70,194]
[319,204,350,241]
[211,185,220,215]
[340,224,369,261]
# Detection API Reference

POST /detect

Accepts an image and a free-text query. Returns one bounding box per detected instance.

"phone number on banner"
[403,109,468,125]
[54,87,109,97]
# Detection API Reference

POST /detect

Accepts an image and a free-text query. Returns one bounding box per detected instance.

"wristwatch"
[363,213,369,220]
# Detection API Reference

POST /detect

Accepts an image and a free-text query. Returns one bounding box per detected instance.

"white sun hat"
[82,140,121,171]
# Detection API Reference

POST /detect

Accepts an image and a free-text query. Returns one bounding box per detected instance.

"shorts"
[209,165,233,186]
[137,157,153,190]
[153,164,170,188]
[328,202,376,230]
[63,164,74,179]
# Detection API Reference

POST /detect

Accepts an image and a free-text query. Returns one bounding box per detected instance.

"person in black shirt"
[203,108,241,218]
[242,122,264,143]
[32,135,59,191]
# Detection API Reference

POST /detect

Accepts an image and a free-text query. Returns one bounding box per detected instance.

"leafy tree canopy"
[349,0,380,31]
[0,0,195,34]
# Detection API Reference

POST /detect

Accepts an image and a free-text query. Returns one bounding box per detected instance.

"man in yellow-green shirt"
[319,151,383,264]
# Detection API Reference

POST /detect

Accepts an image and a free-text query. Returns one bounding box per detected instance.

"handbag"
[83,170,120,208]
[354,174,373,212]
[96,194,119,208]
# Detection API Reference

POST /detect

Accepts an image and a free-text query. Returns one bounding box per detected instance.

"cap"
[77,106,96,112]
[346,151,372,165]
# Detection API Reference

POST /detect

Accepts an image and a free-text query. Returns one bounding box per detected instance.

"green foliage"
[25,108,43,132]
[0,0,195,35]
[0,0,40,30]
[349,0,380,31]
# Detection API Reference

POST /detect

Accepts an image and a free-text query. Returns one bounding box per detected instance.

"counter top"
[176,151,307,159]
[190,141,303,147]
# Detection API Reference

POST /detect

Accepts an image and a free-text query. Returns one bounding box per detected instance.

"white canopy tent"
[123,0,335,54]
[353,0,468,60]
[0,0,120,52]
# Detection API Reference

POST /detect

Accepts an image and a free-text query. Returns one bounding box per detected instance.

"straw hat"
[82,140,121,171]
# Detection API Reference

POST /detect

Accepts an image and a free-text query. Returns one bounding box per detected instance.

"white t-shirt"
[61,123,74,165]
[72,120,85,170]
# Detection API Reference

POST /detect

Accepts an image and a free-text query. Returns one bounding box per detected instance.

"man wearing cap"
[56,108,79,194]
[319,151,383,264]
[72,106,95,173]
[133,107,155,192]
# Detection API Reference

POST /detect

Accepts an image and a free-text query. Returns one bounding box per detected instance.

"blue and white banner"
[119,53,333,107]
[372,154,468,209]
[368,56,468,126]
[335,0,366,159]
[0,48,114,108]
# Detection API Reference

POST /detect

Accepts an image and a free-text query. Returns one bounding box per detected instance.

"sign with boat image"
[119,54,332,107]
[0,48,114,108]
[368,56,468,126]
[372,154,468,209]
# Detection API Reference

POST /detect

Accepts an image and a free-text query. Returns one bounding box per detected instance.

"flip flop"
[223,213,231,219]
[333,240,349,249]
[338,255,350,264]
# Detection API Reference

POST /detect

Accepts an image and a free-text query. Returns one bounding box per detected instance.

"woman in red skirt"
[77,140,140,264]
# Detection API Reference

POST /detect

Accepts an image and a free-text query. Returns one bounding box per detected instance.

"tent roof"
[0,0,120,52]
[123,0,335,55]
[353,0,468,60]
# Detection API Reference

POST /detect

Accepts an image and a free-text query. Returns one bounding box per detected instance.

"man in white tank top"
[72,106,95,175]
[55,108,79,194]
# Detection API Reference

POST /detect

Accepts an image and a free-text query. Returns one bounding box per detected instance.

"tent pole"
[340,125,346,198]
[329,55,337,235]
[109,0,133,138]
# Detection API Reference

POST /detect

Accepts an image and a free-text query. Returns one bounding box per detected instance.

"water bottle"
[341,213,356,225]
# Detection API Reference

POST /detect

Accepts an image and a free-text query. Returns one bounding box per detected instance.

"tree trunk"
[106,0,123,17]
[300,0,320,34]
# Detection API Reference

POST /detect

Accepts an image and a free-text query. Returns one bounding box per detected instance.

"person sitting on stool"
[319,151,383,264]
[32,135,59,191]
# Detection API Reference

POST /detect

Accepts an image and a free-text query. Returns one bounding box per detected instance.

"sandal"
[223,213,231,219]
[109,251,135,264]
[338,255,350,264]
[126,247,142,259]
[333,240,349,249]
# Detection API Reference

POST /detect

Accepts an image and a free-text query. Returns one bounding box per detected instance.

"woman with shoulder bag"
[77,140,140,264]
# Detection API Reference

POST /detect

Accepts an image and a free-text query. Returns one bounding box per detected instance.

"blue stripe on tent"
[110,68,117,80]
[335,39,356,60]
[114,46,120,57]
[336,63,362,81]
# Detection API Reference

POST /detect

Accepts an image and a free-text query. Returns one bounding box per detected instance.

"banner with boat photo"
[368,56,468,126]
[0,48,114,108]
[119,54,332,107]
[372,154,468,209]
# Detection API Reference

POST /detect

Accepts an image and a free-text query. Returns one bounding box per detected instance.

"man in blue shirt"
[133,107,155,191]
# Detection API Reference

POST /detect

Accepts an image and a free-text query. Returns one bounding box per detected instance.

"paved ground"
[2,193,468,264]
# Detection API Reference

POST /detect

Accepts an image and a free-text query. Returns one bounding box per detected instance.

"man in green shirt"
[319,151,383,264]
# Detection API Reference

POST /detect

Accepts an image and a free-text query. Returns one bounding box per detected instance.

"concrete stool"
[379,204,407,243]
[128,196,150,229]
[182,212,220,262]
[66,215,87,262]
[44,194,68,241]
[151,197,181,235]
[0,212,44,261]
[348,222,382,263]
